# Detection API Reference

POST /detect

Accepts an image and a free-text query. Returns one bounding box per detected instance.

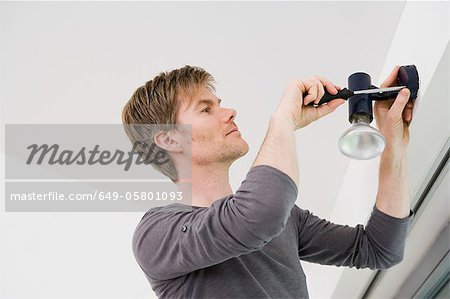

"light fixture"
[339,71,386,160]
[338,113,386,160]
[308,65,419,160]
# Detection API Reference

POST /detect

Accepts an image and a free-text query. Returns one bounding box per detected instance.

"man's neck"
[176,162,233,208]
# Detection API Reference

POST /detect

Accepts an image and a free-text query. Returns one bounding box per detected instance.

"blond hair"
[122,65,215,182]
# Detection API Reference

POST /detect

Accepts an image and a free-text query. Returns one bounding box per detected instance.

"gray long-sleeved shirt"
[132,165,414,298]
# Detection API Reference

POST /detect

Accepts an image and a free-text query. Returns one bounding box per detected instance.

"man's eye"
[201,107,210,113]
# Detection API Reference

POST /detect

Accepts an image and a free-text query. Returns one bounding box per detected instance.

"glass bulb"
[338,122,386,160]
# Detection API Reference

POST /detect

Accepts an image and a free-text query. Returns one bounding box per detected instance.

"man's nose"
[222,108,237,123]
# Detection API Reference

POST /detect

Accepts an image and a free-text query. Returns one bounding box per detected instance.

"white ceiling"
[2,1,447,299]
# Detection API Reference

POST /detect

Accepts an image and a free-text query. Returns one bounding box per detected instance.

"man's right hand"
[273,76,346,130]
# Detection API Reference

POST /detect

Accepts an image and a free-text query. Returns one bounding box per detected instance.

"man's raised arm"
[253,76,346,187]
[374,65,414,219]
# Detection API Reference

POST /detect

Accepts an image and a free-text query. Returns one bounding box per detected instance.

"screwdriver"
[307,86,406,107]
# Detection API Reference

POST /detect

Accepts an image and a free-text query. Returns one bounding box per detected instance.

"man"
[122,65,414,298]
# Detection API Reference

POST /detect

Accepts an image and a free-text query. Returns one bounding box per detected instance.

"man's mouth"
[226,128,239,136]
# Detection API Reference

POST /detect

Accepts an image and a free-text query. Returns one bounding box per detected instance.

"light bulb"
[338,117,386,160]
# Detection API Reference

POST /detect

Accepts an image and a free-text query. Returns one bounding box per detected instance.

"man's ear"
[154,131,182,153]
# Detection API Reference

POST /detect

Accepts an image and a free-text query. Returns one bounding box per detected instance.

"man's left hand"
[374,65,415,155]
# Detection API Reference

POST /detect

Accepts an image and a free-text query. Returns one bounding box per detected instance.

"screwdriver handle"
[306,88,354,107]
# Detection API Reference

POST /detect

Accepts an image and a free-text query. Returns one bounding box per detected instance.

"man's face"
[176,87,249,166]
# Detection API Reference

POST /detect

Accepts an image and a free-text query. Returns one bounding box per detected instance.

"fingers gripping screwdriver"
[307,86,406,107]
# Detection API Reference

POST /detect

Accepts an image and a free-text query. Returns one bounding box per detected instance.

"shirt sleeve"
[295,205,414,270]
[133,165,298,280]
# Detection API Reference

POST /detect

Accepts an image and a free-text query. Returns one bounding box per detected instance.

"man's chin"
[233,143,249,161]
[221,144,248,164]
[241,142,249,156]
